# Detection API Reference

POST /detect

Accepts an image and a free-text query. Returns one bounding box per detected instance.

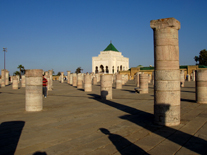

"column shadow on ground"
[33,151,47,155]
[88,94,207,154]
[0,121,25,155]
[121,89,136,93]
[181,90,195,93]
[100,128,149,155]
[181,98,196,103]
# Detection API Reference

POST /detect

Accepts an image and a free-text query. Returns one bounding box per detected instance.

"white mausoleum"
[92,43,129,74]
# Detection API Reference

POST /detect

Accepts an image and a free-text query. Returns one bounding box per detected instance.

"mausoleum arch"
[95,66,98,73]
[106,66,109,73]
[120,65,122,71]
[100,65,104,73]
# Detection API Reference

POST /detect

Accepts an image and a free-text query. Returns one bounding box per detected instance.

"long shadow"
[100,128,149,155]
[181,90,195,93]
[33,151,47,155]
[181,98,196,103]
[88,94,207,154]
[0,121,25,155]
[121,89,136,93]
[77,89,84,91]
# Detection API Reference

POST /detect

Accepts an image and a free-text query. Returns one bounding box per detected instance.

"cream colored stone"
[101,74,112,100]
[196,70,207,104]
[12,76,18,90]
[72,74,77,87]
[61,72,64,83]
[48,70,53,91]
[92,76,97,85]
[139,74,148,94]
[21,75,25,87]
[25,69,43,111]
[84,74,92,92]
[116,74,122,89]
[1,69,5,87]
[69,74,73,85]
[77,73,83,89]
[92,46,129,74]
[151,17,181,126]
[67,71,71,84]
[5,70,9,86]
[148,74,151,83]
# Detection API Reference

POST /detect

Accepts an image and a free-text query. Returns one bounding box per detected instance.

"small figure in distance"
[42,75,48,98]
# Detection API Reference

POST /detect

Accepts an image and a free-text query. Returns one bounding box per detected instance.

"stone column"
[48,70,53,91]
[77,73,83,89]
[180,70,185,87]
[67,71,71,84]
[1,69,5,87]
[151,17,181,126]
[101,74,113,100]
[92,76,97,85]
[61,72,64,83]
[196,69,207,104]
[135,72,141,87]
[5,70,9,86]
[72,73,77,87]
[12,76,18,89]
[69,74,73,85]
[97,73,100,82]
[116,74,122,89]
[21,75,25,87]
[187,74,191,81]
[25,69,43,111]
[84,74,92,92]
[139,74,148,94]
[148,74,151,83]
[121,75,125,85]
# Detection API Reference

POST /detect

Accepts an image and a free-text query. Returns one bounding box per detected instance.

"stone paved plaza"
[0,80,207,155]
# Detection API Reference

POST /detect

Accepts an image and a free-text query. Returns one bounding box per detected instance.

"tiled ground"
[0,80,206,155]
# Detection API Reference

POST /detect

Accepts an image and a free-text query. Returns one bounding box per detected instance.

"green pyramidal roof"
[103,43,119,52]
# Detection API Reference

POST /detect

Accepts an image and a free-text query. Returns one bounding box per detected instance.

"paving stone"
[0,80,206,154]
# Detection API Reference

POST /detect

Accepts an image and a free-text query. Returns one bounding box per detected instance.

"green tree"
[17,64,25,78]
[198,49,207,66]
[194,56,199,65]
[57,72,61,76]
[75,67,83,74]
[13,71,20,76]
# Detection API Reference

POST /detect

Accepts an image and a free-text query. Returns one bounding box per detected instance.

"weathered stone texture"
[151,17,181,126]
[25,69,43,111]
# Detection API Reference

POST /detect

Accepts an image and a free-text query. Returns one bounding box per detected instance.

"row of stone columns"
[65,72,129,100]
[7,17,207,131]
[1,69,9,87]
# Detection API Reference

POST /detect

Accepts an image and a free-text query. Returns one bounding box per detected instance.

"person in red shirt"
[43,75,48,98]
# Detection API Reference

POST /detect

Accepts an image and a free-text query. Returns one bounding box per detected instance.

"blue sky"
[0,0,207,75]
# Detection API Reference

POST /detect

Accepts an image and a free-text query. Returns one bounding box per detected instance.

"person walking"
[43,75,48,98]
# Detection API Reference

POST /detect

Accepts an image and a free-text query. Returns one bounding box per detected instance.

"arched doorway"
[112,66,114,73]
[106,66,109,73]
[117,66,119,72]
[120,65,122,71]
[95,66,98,73]
[100,65,104,73]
